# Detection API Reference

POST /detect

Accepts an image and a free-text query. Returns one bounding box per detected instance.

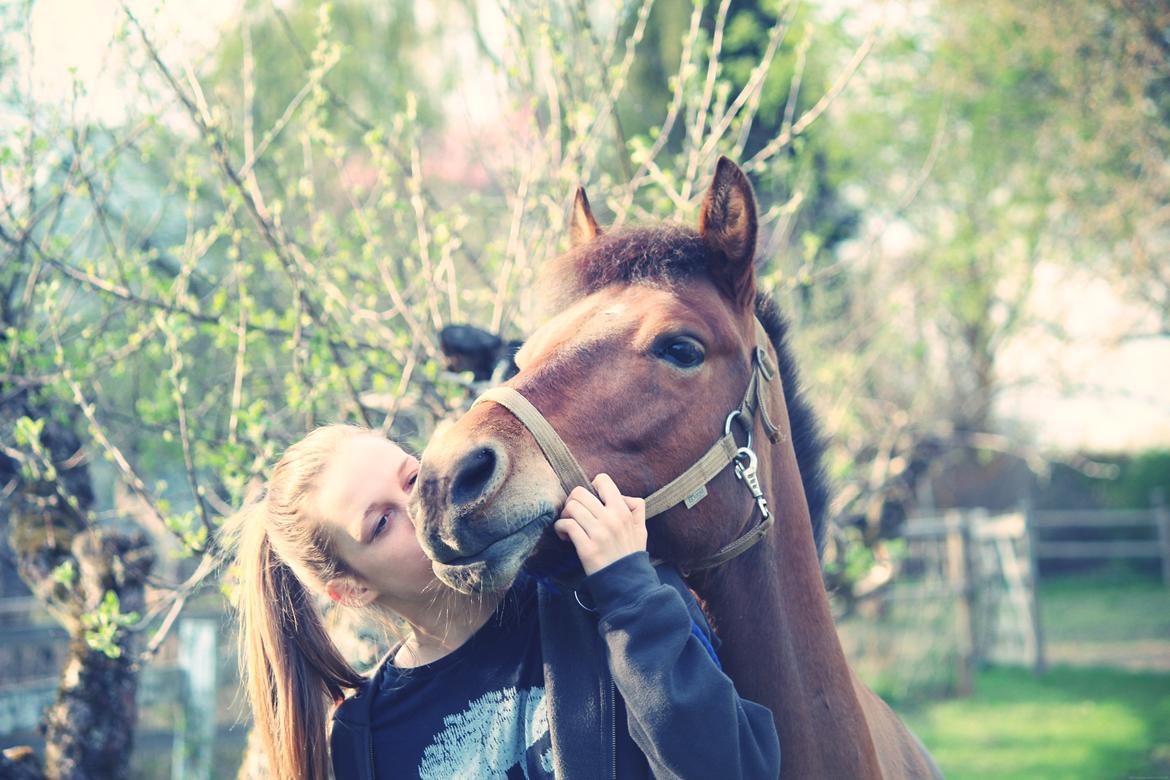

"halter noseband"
[472,319,783,572]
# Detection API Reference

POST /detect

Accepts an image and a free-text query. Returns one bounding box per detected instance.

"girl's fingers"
[562,476,650,576]
[562,498,598,534]
[554,517,589,546]
[623,495,647,522]
[567,484,608,518]
[593,474,628,516]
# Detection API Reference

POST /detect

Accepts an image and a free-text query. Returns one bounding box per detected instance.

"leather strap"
[683,512,775,572]
[473,386,593,499]
[474,391,745,523]
[643,432,740,518]
[749,319,782,443]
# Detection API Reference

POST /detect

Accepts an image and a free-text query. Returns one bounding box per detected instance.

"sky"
[25,0,243,121]
[18,0,1170,455]
[995,266,1170,453]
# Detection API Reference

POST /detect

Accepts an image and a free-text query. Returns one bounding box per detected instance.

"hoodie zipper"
[609,679,617,780]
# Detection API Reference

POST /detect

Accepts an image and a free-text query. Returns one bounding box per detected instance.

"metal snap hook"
[732,445,771,521]
[733,446,758,476]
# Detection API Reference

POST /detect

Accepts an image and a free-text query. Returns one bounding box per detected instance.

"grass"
[897,665,1170,780]
[1039,573,1170,643]
[859,573,1170,779]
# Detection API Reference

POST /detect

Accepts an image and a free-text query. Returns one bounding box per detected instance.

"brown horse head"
[411,157,828,593]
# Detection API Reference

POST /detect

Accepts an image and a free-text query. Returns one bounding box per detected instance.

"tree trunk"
[2,412,154,779]
[38,532,153,780]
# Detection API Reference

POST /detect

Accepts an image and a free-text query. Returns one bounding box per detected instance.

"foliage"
[1023,2,1170,330]
[1,3,867,748]
[1099,450,1170,510]
[1036,450,1170,511]
[81,590,142,659]
[782,1,1170,591]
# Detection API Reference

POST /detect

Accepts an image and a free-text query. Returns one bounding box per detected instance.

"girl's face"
[315,434,436,610]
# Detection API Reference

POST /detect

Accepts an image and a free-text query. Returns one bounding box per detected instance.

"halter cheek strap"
[471,319,782,572]
[472,387,594,500]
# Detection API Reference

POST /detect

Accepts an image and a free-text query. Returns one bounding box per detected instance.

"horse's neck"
[695,442,885,779]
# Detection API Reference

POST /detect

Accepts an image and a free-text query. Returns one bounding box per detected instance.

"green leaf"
[52,561,76,587]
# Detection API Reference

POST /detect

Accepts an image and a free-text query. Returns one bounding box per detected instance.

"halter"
[472,319,783,572]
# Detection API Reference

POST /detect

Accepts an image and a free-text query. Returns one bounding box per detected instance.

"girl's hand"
[554,473,648,576]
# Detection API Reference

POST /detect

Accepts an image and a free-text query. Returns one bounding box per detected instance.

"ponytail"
[236,502,365,780]
[231,424,376,778]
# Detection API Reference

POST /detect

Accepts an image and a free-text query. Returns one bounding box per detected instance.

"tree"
[1,0,868,774]
[1027,0,1170,336]
[799,0,1170,597]
[777,0,1068,589]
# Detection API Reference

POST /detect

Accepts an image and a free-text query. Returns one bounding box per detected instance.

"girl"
[234,424,778,779]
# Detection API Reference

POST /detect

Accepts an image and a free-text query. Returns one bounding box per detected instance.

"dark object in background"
[439,324,522,383]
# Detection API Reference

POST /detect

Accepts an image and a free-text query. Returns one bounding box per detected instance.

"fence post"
[945,510,974,696]
[172,618,217,780]
[1154,488,1170,589]
[1022,501,1046,674]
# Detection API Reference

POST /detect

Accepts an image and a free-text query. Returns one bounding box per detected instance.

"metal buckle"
[723,409,753,450]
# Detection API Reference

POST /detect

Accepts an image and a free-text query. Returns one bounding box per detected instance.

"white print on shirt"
[418,685,554,780]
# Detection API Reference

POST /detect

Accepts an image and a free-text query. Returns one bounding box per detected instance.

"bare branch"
[46,313,173,544]
[744,26,879,173]
[123,2,378,426]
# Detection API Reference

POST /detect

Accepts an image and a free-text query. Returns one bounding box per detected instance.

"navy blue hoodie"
[331,552,780,779]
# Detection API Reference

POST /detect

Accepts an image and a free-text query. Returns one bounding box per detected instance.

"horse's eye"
[657,337,705,369]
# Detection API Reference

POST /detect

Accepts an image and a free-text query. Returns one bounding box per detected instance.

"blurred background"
[1,1,1168,778]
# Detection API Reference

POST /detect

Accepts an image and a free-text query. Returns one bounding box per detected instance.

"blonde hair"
[233,423,378,780]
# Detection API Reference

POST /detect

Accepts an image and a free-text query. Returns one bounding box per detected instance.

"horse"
[411,158,942,778]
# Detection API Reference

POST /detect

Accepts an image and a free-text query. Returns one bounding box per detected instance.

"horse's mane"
[548,225,831,559]
[753,293,831,559]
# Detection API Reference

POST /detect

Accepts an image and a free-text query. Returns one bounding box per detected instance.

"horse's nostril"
[452,447,498,505]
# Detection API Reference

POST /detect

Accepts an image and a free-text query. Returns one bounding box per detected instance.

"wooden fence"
[846,499,1169,699]
[1031,499,1170,585]
[900,509,1044,693]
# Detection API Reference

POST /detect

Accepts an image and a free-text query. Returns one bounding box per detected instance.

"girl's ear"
[326,577,377,608]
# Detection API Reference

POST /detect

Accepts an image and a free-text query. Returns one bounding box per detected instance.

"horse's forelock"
[540,225,708,315]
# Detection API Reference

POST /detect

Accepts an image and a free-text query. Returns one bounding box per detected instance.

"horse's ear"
[570,186,602,248]
[699,157,758,309]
